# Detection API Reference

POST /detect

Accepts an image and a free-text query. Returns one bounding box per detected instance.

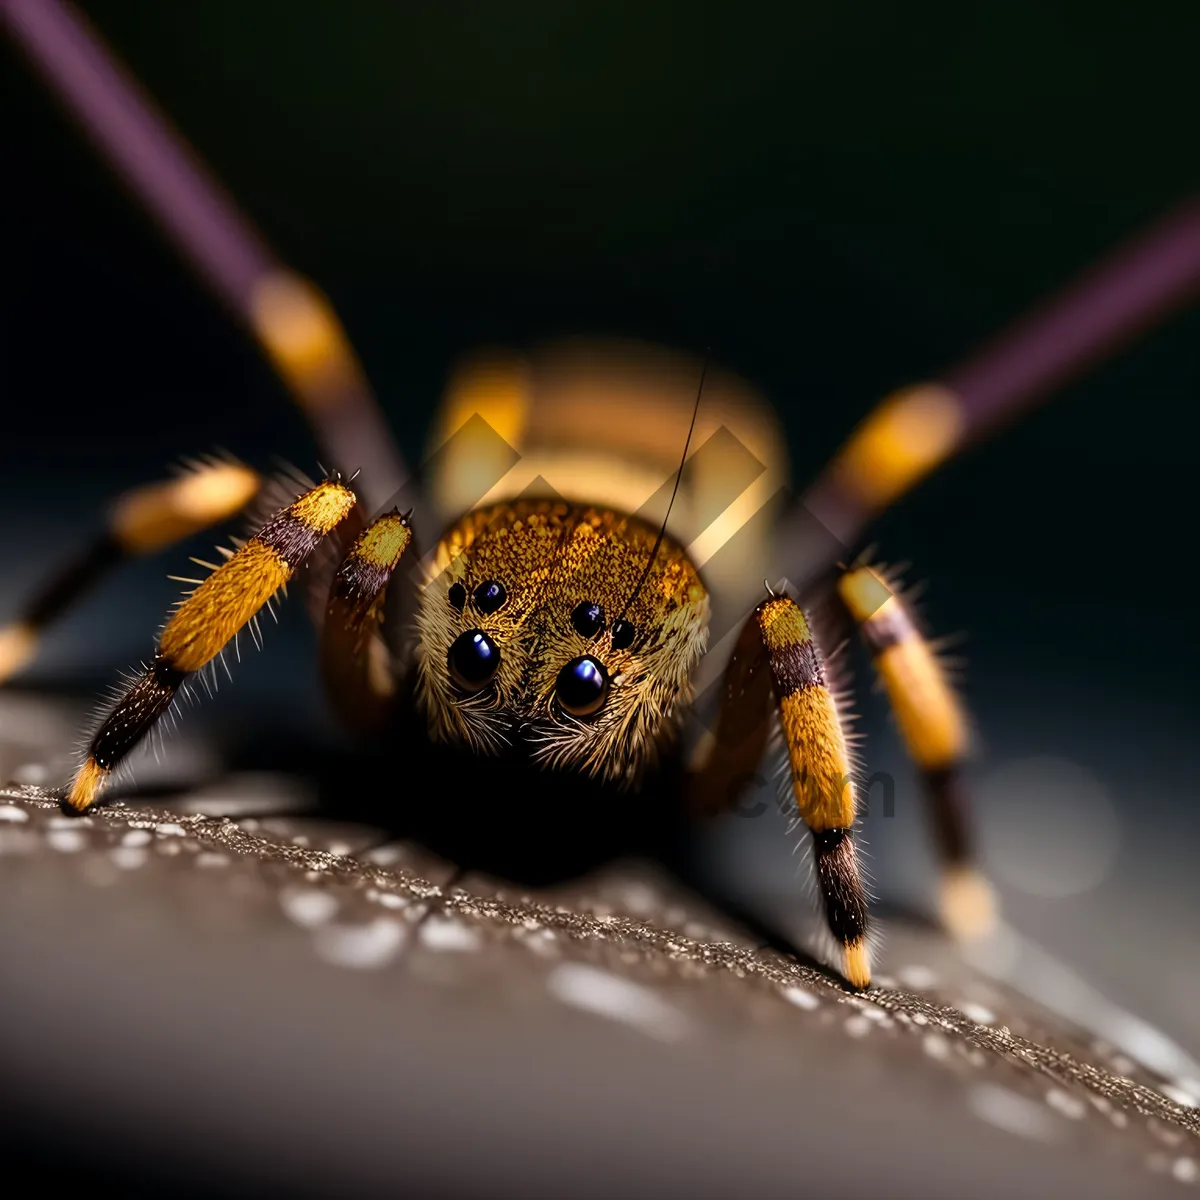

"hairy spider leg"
[838,563,997,940]
[0,459,261,685]
[755,594,871,989]
[63,477,357,813]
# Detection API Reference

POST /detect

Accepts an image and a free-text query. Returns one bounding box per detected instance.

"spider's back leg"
[0,460,260,685]
[838,563,997,940]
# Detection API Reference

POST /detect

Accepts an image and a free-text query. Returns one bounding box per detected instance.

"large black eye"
[447,630,500,692]
[610,619,636,650]
[556,656,609,718]
[570,601,605,638]
[474,580,507,614]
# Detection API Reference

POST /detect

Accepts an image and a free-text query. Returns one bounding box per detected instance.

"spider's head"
[414,498,708,788]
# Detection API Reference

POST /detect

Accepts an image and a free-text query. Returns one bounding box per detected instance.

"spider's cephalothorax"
[415,499,708,786]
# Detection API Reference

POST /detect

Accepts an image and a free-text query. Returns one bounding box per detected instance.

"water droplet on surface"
[1044,1088,1087,1120]
[524,929,559,958]
[613,881,659,915]
[109,846,148,870]
[782,986,819,1011]
[843,1015,871,1038]
[960,1002,996,1025]
[923,1034,950,1060]
[47,828,87,853]
[547,963,690,1043]
[362,844,403,866]
[155,822,186,837]
[279,886,339,928]
[969,1084,1060,1142]
[419,916,481,952]
[1173,1158,1199,1184]
[313,918,405,969]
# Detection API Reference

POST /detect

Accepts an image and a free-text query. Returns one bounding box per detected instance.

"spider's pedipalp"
[63,477,357,813]
[320,508,413,735]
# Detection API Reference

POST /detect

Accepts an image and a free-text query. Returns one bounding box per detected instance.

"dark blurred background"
[4,1,1199,1049]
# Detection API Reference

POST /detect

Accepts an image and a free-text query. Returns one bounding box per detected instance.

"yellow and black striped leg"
[838,565,997,941]
[755,593,872,989]
[63,476,358,813]
[320,509,413,736]
[0,460,261,686]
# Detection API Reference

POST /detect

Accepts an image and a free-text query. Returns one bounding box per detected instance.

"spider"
[8,351,959,993]
[5,1,1199,992]
[0,334,1174,994]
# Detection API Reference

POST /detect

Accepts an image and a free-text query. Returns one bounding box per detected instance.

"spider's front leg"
[756,594,872,987]
[63,476,358,813]
[837,564,997,941]
[693,592,872,989]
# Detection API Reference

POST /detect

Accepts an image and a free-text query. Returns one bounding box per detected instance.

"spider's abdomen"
[414,498,709,787]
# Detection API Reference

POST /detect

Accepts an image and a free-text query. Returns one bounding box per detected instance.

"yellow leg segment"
[64,477,356,813]
[756,594,871,989]
[838,564,997,941]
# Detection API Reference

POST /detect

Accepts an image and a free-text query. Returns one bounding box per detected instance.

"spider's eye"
[474,580,507,613]
[555,656,609,718]
[448,582,466,611]
[610,619,636,650]
[447,630,500,692]
[570,601,605,638]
